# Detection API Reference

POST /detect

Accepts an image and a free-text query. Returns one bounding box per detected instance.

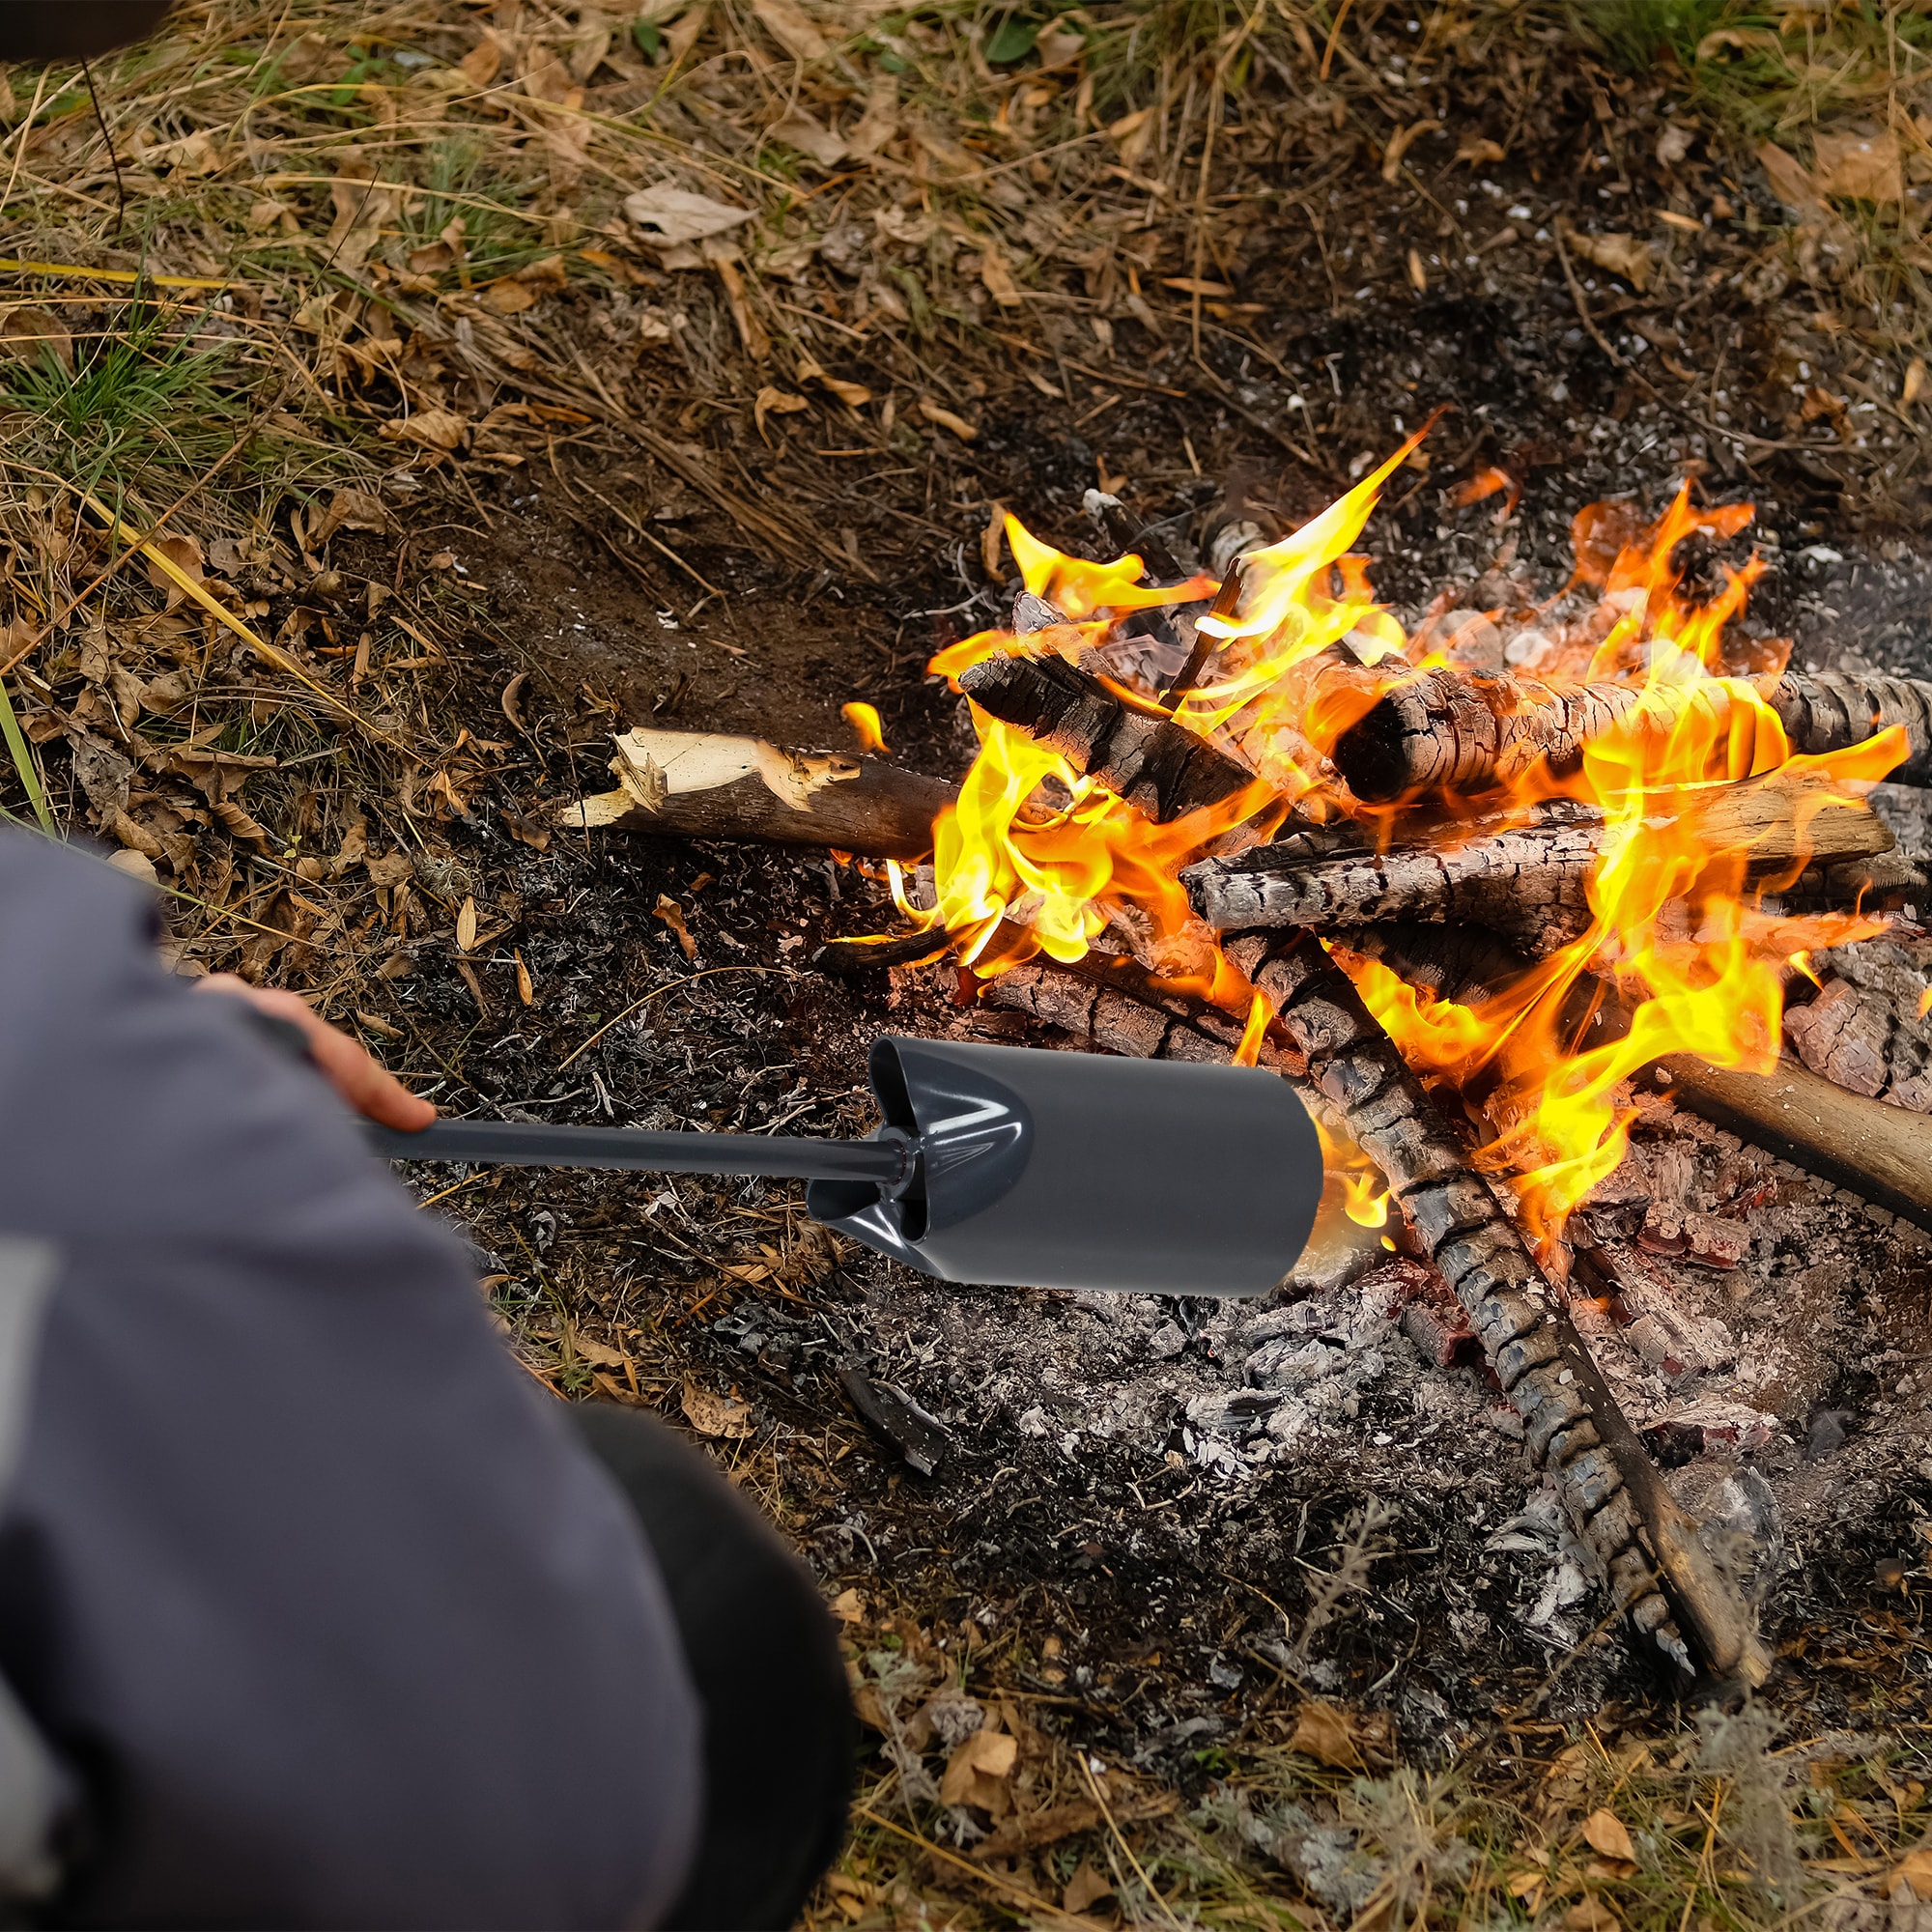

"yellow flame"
[841,701,889,754]
[1234,988,1272,1066]
[866,443,1908,1256]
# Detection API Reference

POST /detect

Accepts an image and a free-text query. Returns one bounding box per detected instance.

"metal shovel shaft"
[366,1118,909,1185]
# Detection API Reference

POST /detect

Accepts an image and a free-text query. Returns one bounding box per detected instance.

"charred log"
[557,728,956,860]
[1230,930,1768,1687]
[1184,779,1893,953]
[956,652,1260,823]
[1330,665,1932,804]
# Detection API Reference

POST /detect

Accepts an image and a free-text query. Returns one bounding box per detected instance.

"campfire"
[565,440,1932,1690]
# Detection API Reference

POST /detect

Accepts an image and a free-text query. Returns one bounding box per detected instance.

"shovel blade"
[808,1037,1322,1297]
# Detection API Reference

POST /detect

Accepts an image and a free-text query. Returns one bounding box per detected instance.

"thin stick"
[0,71,51,221]
[79,60,128,234]
[1077,1757,1184,1932]
[852,1804,1092,1930]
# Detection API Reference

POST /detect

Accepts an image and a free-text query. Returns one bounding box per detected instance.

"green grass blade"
[0,673,55,837]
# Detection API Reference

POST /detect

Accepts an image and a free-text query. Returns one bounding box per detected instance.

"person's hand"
[195,976,437,1131]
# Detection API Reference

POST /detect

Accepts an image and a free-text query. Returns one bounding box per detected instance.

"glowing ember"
[886,444,1907,1262]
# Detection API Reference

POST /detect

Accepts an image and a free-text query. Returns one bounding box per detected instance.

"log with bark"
[986,935,1765,1685]
[1326,664,1932,804]
[556,727,957,859]
[1231,929,1769,1686]
[1181,776,1894,953]
[956,651,1262,823]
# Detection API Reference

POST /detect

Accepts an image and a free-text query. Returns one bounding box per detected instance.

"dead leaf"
[143,535,205,609]
[1289,1701,1370,1770]
[1160,274,1235,297]
[571,1335,630,1372]
[103,844,159,886]
[979,243,1023,308]
[455,895,478,951]
[1758,141,1827,214]
[1893,1845,1932,1901]
[310,487,390,544]
[796,357,871,408]
[0,307,71,375]
[980,500,1007,579]
[847,72,898,157]
[482,278,540,315]
[459,30,504,86]
[919,398,978,441]
[771,107,845,167]
[1063,1860,1113,1915]
[1563,1898,1620,1932]
[1457,133,1505,165]
[1581,1808,1636,1865]
[1906,357,1926,405]
[753,384,810,437]
[752,0,828,61]
[939,1726,1018,1807]
[1815,128,1902,203]
[514,950,534,1006]
[624,185,755,250]
[830,1586,866,1625]
[1108,105,1154,167]
[381,407,469,451]
[1564,226,1654,293]
[682,1380,754,1437]
[324,163,398,273]
[1696,23,1779,57]
[654,892,697,959]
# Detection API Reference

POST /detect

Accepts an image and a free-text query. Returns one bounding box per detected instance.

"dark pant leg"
[567,1405,855,1932]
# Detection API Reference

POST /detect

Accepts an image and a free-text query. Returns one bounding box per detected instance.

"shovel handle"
[366,1117,910,1186]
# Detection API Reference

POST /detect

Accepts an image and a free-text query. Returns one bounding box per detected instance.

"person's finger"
[195,978,436,1130]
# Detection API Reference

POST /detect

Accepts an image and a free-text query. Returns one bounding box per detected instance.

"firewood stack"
[559,591,1932,1691]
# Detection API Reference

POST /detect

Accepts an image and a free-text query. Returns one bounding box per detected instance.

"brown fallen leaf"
[830,1586,866,1625]
[1161,274,1235,297]
[355,1009,404,1040]
[459,29,504,86]
[752,0,828,61]
[143,533,205,608]
[919,398,978,441]
[482,278,539,315]
[1696,23,1779,57]
[0,306,71,375]
[770,106,845,167]
[1563,1896,1620,1932]
[980,499,1008,579]
[979,243,1023,308]
[1581,1807,1636,1865]
[1063,1859,1113,1915]
[1892,1845,1932,1902]
[754,384,810,438]
[455,895,478,952]
[1758,141,1827,215]
[654,893,697,959]
[1907,357,1927,406]
[847,72,898,157]
[310,487,389,544]
[1381,117,1440,182]
[1563,225,1654,293]
[796,356,871,408]
[571,1336,631,1373]
[514,949,534,1006]
[1406,247,1427,293]
[1815,128,1902,203]
[1288,1701,1363,1769]
[1458,133,1504,165]
[381,407,469,451]
[681,1380,754,1437]
[939,1726,1018,1808]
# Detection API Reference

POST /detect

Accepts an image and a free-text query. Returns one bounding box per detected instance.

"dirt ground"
[12,0,1932,1920]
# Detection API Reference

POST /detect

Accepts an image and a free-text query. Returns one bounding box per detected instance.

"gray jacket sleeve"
[0,833,700,1928]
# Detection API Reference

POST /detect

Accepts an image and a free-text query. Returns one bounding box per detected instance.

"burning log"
[1182,777,1894,952]
[1352,921,1932,1239]
[983,936,1763,1684]
[1230,929,1768,1686]
[1328,665,1932,804]
[956,652,1261,824]
[557,727,955,859]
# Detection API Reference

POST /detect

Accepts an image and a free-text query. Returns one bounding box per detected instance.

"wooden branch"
[556,728,957,860]
[1232,930,1768,1687]
[1328,664,1932,804]
[956,652,1261,823]
[1353,921,1932,1238]
[1183,777,1891,952]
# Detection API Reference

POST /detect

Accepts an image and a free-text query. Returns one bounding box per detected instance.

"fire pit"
[564,443,1932,1695]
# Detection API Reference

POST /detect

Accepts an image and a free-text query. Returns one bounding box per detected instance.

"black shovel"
[368,1036,1323,1298]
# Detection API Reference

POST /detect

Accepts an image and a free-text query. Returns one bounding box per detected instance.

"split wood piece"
[956,651,1261,823]
[1184,779,1893,954]
[1229,929,1769,1688]
[556,727,957,860]
[1352,921,1932,1239]
[1782,941,1932,1113]
[1330,664,1932,804]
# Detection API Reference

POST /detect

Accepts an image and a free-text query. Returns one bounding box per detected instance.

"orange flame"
[868,448,1904,1260]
